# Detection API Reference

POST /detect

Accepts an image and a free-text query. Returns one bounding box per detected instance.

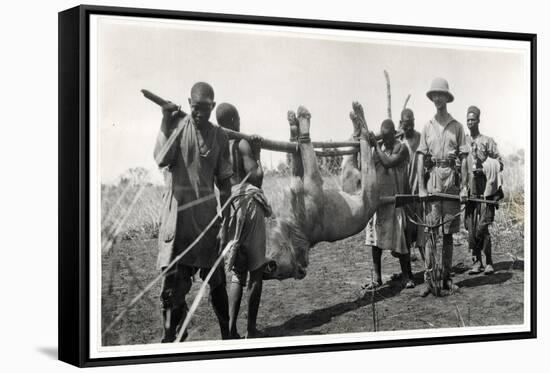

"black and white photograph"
[59,5,535,366]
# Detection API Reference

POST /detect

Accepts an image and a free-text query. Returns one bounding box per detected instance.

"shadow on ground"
[454,260,521,288]
[494,260,524,271]
[456,272,513,288]
[262,281,403,337]
[263,259,520,337]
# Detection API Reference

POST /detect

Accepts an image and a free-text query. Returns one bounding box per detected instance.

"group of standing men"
[152,77,503,343]
[364,77,503,297]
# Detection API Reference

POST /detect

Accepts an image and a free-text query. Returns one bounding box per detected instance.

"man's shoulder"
[419,119,433,135]
[479,133,495,142]
[423,117,435,127]
[471,133,494,146]
[441,117,465,139]
[210,122,229,141]
[171,115,191,139]
[410,130,422,143]
[237,137,252,150]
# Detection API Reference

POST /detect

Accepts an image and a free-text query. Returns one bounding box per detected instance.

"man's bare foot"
[287,110,299,141]
[245,328,263,339]
[403,279,415,289]
[362,280,382,290]
[297,106,311,136]
[484,264,495,275]
[349,111,362,140]
[351,102,369,138]
[390,272,402,281]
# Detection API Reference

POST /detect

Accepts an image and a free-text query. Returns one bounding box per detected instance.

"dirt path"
[101,225,524,346]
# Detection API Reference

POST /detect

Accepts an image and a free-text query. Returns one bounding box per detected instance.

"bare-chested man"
[216,103,272,339]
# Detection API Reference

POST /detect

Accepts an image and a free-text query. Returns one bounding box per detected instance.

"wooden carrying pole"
[223,127,358,154]
[141,89,401,156]
[141,89,359,155]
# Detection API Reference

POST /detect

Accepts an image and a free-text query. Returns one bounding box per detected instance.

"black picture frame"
[58,4,537,368]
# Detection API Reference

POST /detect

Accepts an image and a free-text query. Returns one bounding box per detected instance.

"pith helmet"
[426,77,454,103]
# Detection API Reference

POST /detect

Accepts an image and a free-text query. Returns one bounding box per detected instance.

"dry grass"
[101,154,525,243]
[101,184,163,242]
[499,155,525,224]
[100,173,345,241]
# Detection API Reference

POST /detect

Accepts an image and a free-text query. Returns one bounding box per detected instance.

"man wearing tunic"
[365,119,414,289]
[417,77,469,297]
[215,103,272,339]
[464,105,503,275]
[400,108,425,261]
[154,82,233,342]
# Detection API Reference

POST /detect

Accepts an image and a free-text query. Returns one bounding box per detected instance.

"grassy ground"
[101,208,524,346]
[101,157,525,346]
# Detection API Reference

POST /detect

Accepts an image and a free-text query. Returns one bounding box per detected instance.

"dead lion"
[263,102,379,280]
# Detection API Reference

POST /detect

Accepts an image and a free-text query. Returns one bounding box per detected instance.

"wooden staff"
[384,70,392,119]
[403,94,411,110]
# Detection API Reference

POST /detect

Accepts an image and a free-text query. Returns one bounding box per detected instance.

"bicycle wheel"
[425,229,442,297]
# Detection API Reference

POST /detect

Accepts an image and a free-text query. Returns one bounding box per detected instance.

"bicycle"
[381,192,498,296]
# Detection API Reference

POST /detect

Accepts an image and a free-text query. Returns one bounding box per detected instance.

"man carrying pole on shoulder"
[216,103,273,339]
[154,82,233,342]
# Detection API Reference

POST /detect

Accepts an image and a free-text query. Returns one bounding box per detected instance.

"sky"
[94,16,530,184]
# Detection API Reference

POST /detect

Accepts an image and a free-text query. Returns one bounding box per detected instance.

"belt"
[433,159,453,167]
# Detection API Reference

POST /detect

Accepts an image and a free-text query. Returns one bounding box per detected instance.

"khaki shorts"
[426,166,461,234]
[426,199,461,234]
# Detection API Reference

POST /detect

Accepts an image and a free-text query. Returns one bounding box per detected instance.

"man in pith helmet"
[417,77,470,296]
